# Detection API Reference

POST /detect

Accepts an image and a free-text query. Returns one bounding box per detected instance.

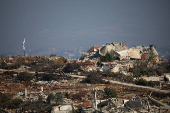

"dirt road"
[103,79,170,93]
[69,75,170,93]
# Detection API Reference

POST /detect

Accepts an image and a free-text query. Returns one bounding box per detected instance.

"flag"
[22,37,25,50]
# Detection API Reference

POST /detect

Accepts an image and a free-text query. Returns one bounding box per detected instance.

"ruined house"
[87,45,100,53]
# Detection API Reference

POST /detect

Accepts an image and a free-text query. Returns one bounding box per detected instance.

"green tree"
[110,50,116,61]
[47,93,55,104]
[17,57,25,65]
[148,45,156,61]
[103,70,118,78]
[104,86,117,99]
[50,54,57,57]
[55,92,63,104]
[63,63,80,73]
[100,51,115,62]
[47,92,63,104]
[135,79,155,87]
[132,65,141,77]
[97,60,102,67]
[63,63,74,73]
[9,98,23,109]
[82,74,105,84]
[132,61,156,77]
[0,94,23,109]
[16,72,34,82]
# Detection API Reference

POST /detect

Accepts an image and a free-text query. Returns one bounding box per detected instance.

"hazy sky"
[0,0,170,56]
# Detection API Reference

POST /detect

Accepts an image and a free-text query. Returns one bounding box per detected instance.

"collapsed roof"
[88,45,100,52]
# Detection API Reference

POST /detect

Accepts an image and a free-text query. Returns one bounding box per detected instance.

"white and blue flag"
[22,37,25,50]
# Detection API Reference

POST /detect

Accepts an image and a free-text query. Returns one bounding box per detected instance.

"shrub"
[103,86,117,99]
[135,79,155,87]
[16,72,34,82]
[0,94,23,109]
[100,51,115,62]
[82,74,105,84]
[63,63,80,73]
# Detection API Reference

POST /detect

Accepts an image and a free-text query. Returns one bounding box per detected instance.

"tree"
[135,79,155,87]
[103,86,117,99]
[110,50,116,61]
[50,54,57,57]
[47,92,63,104]
[9,98,23,109]
[16,72,34,82]
[97,60,102,67]
[100,51,115,62]
[55,92,63,104]
[17,57,25,65]
[132,61,156,77]
[82,73,105,84]
[132,65,141,77]
[148,45,156,61]
[63,63,74,73]
[63,63,80,73]
[47,93,55,104]
[103,70,118,78]
[0,94,23,109]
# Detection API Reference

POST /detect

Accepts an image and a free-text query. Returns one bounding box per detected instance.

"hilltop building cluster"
[81,42,159,61]
[79,42,161,76]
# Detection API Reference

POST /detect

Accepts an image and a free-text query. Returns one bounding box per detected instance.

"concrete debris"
[99,44,115,56]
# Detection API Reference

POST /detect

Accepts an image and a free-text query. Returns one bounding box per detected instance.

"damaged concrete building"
[100,43,158,61]
[81,42,159,62]
[79,42,159,75]
[80,45,100,61]
[99,42,128,56]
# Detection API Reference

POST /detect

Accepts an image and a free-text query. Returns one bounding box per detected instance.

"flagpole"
[23,37,25,56]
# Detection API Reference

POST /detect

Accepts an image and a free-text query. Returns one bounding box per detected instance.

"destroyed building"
[80,45,100,61]
[80,42,159,62]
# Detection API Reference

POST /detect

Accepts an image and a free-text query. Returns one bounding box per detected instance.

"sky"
[0,0,170,57]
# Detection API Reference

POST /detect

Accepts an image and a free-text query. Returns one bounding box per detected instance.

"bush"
[63,63,80,73]
[8,98,23,109]
[104,86,117,99]
[22,100,55,112]
[97,61,103,67]
[47,93,55,104]
[100,50,115,62]
[102,70,118,78]
[132,62,156,77]
[55,92,63,104]
[47,92,63,104]
[82,74,105,84]
[16,72,34,82]
[135,79,155,87]
[0,94,23,109]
